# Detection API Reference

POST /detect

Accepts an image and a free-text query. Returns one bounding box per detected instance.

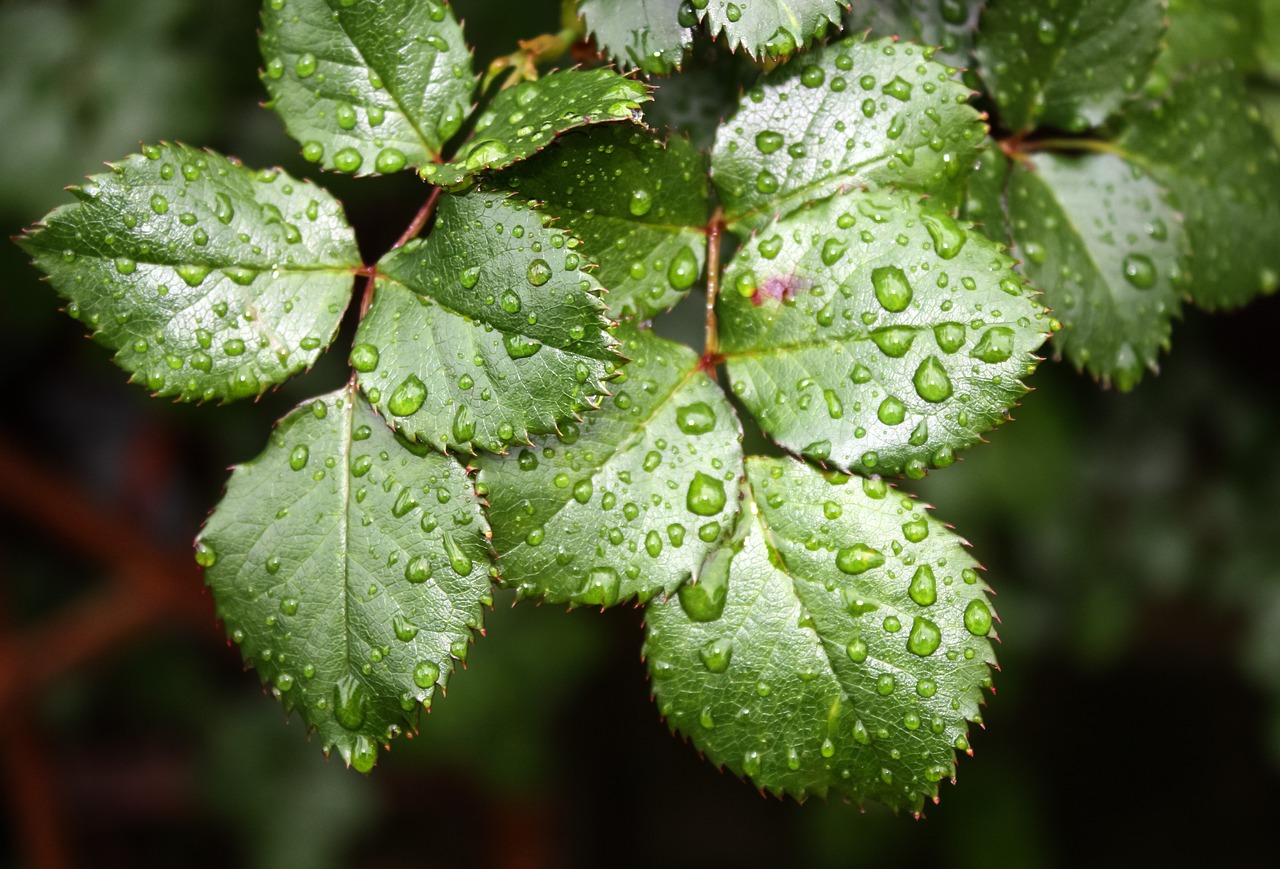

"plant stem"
[702,208,725,371]
[1004,136,1126,159]
[360,186,443,319]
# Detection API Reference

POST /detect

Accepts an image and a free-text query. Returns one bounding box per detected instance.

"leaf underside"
[355,188,620,454]
[645,455,996,810]
[199,384,494,771]
[975,0,1166,134]
[497,123,710,321]
[1008,152,1185,390]
[477,326,743,607]
[718,187,1050,477]
[711,36,985,233]
[422,69,651,188]
[259,0,475,175]
[18,142,359,401]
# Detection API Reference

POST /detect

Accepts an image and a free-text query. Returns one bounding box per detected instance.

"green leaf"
[422,69,651,188]
[717,188,1050,478]
[959,138,1011,246]
[698,0,847,60]
[642,52,754,149]
[17,143,359,402]
[845,0,982,69]
[1008,153,1186,391]
[355,189,620,454]
[580,0,695,75]
[476,327,743,606]
[1151,0,1264,91]
[644,455,995,809]
[975,0,1166,134]
[259,0,474,175]
[497,124,710,320]
[711,36,985,233]
[1119,67,1280,309]
[198,384,495,772]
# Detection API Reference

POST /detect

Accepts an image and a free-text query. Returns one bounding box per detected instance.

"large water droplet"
[442,531,473,576]
[333,676,368,730]
[836,544,884,575]
[676,402,716,434]
[413,660,440,689]
[907,617,942,656]
[1122,253,1157,289]
[578,567,621,607]
[668,245,699,290]
[387,375,427,416]
[964,599,992,635]
[872,266,913,312]
[908,565,937,606]
[405,554,432,584]
[686,472,727,516]
[699,637,733,673]
[912,356,953,402]
[922,212,967,260]
[971,326,1015,363]
[526,258,552,286]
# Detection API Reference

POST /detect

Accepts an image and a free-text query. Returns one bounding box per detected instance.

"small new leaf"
[199,384,494,772]
[422,69,650,189]
[581,0,695,75]
[975,0,1166,134]
[1008,152,1186,390]
[260,0,475,175]
[1119,66,1280,309]
[645,456,996,809]
[717,188,1050,477]
[476,327,743,607]
[498,124,710,320]
[355,189,620,454]
[711,36,984,232]
[18,143,359,402]
[698,0,848,60]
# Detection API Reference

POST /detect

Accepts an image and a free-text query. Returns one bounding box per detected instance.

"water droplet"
[686,472,726,516]
[836,544,884,575]
[668,246,699,290]
[176,264,210,287]
[971,326,1015,363]
[629,188,653,216]
[876,673,896,695]
[375,148,407,174]
[801,65,825,88]
[870,325,916,357]
[1122,253,1157,289]
[194,540,216,567]
[908,565,937,606]
[934,322,966,353]
[902,518,928,543]
[499,290,522,313]
[821,237,849,266]
[678,567,728,621]
[676,402,716,434]
[526,258,552,286]
[452,405,475,443]
[907,617,942,656]
[413,660,440,689]
[872,265,913,312]
[350,343,380,372]
[699,637,733,673]
[922,212,967,259]
[294,52,318,78]
[387,375,427,416]
[503,333,542,359]
[882,75,913,101]
[846,638,869,662]
[405,554,432,584]
[877,396,906,426]
[288,444,309,471]
[150,194,169,215]
[913,356,953,402]
[578,567,620,607]
[442,532,473,576]
[214,193,234,225]
[333,676,367,730]
[334,148,363,173]
[964,599,993,635]
[755,170,779,194]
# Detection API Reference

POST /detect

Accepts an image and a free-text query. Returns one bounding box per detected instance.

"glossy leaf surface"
[1119,66,1280,309]
[199,385,494,771]
[975,0,1165,133]
[718,188,1050,477]
[645,456,996,809]
[698,0,847,59]
[477,327,743,606]
[422,69,650,188]
[498,124,710,320]
[711,36,984,232]
[1008,153,1185,390]
[355,189,619,453]
[19,143,359,401]
[260,0,474,175]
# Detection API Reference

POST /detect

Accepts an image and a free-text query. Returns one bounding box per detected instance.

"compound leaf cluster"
[19,0,1280,813]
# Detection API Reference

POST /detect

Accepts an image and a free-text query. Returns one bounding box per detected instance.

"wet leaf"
[355,189,620,453]
[581,0,695,75]
[711,36,984,233]
[477,327,743,607]
[18,142,359,401]
[422,69,650,188]
[975,0,1166,134]
[717,187,1050,477]
[645,456,996,810]
[497,124,710,320]
[259,0,475,175]
[697,0,847,61]
[199,384,494,772]
[845,0,983,69]
[1008,152,1186,390]
[1118,66,1280,309]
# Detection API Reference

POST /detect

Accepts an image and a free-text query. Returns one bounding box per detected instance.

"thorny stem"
[360,186,443,319]
[701,207,726,373]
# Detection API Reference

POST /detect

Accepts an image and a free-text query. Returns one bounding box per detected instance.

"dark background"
[2,1,1279,866]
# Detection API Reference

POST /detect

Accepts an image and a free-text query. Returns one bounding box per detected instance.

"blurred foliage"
[1,0,1278,866]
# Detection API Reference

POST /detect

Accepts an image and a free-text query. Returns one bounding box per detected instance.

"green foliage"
[15,0,1280,814]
